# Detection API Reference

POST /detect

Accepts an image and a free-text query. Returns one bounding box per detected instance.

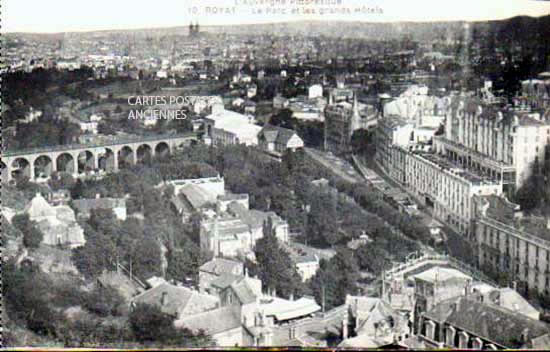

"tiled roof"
[174,306,241,335]
[425,296,550,348]
[231,279,258,305]
[179,184,215,209]
[259,124,301,146]
[210,273,243,290]
[200,258,243,276]
[133,283,219,318]
[497,288,539,319]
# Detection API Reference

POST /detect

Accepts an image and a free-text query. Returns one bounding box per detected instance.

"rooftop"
[478,195,550,242]
[411,151,498,185]
[132,283,219,318]
[174,306,241,335]
[425,296,550,348]
[260,296,321,321]
[199,258,244,276]
[412,266,472,283]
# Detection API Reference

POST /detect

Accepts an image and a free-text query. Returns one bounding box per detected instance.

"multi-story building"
[405,151,502,236]
[434,96,550,196]
[200,196,289,259]
[324,87,378,154]
[521,77,550,110]
[203,108,262,147]
[418,296,550,349]
[376,116,414,184]
[376,117,502,236]
[473,194,550,296]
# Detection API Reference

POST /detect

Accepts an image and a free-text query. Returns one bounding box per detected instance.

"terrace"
[411,150,495,185]
[481,195,550,243]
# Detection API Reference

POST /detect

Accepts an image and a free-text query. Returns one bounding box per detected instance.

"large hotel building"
[376,91,550,296]
[435,97,550,197]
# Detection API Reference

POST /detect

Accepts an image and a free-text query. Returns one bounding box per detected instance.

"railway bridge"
[1,133,197,183]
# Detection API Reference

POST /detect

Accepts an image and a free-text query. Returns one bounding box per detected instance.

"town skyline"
[4,0,550,33]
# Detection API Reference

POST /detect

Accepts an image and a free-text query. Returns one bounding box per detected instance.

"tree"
[128,303,214,347]
[309,249,360,310]
[12,213,44,249]
[3,259,62,338]
[48,171,76,191]
[72,225,118,279]
[83,285,126,317]
[254,231,304,299]
[129,303,175,343]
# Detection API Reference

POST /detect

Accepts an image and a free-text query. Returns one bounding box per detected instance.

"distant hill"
[5,14,550,43]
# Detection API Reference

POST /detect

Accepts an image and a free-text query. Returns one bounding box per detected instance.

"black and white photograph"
[2,0,550,349]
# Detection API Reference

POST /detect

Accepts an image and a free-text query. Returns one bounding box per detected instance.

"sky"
[3,0,550,33]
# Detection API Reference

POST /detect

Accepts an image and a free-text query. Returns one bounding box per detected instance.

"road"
[306,148,437,256]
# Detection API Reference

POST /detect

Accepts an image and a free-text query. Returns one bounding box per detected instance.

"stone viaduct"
[2,133,197,183]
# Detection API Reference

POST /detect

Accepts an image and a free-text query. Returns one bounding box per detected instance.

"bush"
[83,285,125,317]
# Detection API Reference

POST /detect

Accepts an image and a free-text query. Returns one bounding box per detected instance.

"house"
[79,120,99,134]
[257,125,304,157]
[308,84,323,99]
[175,306,243,346]
[282,242,320,282]
[47,189,72,206]
[200,195,290,259]
[203,109,261,146]
[418,296,550,349]
[72,195,127,220]
[199,258,244,293]
[131,282,220,319]
[411,266,473,313]
[24,193,85,248]
[339,296,410,348]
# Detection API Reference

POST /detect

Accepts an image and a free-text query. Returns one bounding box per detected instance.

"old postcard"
[2,0,550,349]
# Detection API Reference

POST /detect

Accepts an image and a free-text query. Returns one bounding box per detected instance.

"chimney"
[161,291,168,306]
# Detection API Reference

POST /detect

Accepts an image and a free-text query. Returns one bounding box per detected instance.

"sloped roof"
[261,297,321,321]
[231,279,258,305]
[133,283,219,318]
[200,258,243,276]
[174,306,241,335]
[353,298,395,335]
[210,273,243,290]
[24,193,56,219]
[259,124,302,146]
[338,334,392,348]
[412,266,472,283]
[497,288,539,319]
[425,296,550,348]
[179,184,215,209]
